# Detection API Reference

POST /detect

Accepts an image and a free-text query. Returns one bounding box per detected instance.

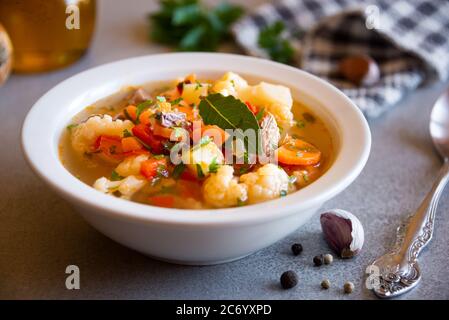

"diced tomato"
[245,101,257,114]
[121,136,143,152]
[179,169,198,182]
[140,158,167,180]
[94,135,123,161]
[132,124,165,154]
[148,195,175,208]
[122,149,151,158]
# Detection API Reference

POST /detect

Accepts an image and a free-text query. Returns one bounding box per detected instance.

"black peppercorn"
[291,243,303,256]
[280,270,298,289]
[313,255,323,266]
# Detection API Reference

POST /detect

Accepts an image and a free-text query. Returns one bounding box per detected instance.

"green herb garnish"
[258,21,295,64]
[156,96,166,103]
[150,0,244,51]
[172,163,186,179]
[66,123,78,131]
[303,172,309,183]
[135,99,153,123]
[171,97,183,105]
[208,157,219,173]
[111,170,124,181]
[123,129,133,137]
[196,164,205,178]
[199,93,260,154]
[154,154,166,159]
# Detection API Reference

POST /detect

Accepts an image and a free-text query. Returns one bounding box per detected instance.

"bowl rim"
[21,52,371,226]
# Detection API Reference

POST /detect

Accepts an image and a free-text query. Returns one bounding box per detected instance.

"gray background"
[1,0,448,300]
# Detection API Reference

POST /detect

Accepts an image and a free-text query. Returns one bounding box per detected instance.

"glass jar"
[0,0,96,73]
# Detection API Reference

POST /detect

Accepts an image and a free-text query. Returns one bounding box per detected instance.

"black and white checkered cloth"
[232,0,449,118]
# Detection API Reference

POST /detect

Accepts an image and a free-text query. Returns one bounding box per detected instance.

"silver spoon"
[367,89,449,298]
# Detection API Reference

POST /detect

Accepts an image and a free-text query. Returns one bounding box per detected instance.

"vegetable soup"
[59,72,333,209]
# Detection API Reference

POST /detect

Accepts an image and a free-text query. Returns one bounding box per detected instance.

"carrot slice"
[152,122,174,139]
[140,158,167,180]
[138,109,152,125]
[148,195,175,208]
[94,135,123,159]
[124,105,137,122]
[176,104,196,121]
[276,139,321,166]
[121,136,143,152]
[201,124,229,145]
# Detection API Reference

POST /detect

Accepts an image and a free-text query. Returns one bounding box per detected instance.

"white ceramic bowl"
[22,53,370,265]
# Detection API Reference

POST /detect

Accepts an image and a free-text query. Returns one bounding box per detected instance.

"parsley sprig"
[150,0,244,51]
[258,21,295,64]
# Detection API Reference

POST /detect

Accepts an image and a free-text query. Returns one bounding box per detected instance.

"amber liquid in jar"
[0,0,96,72]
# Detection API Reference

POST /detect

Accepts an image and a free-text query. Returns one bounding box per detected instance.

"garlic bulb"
[0,23,12,86]
[320,209,364,258]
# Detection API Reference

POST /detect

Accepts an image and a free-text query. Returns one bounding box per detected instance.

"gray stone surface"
[1,0,448,300]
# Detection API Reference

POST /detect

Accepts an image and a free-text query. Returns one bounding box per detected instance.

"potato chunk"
[181,83,208,106]
[238,82,294,128]
[212,72,248,97]
[181,139,224,178]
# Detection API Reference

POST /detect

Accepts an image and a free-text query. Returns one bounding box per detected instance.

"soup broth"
[60,73,333,209]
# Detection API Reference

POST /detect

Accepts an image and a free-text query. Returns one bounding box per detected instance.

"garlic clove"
[320,209,364,258]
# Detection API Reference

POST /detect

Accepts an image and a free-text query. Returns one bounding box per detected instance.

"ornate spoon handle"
[369,159,449,298]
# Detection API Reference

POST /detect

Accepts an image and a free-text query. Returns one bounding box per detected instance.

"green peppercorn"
[323,253,333,265]
[313,255,323,266]
[344,281,354,294]
[291,243,303,256]
[321,279,331,289]
[280,270,298,289]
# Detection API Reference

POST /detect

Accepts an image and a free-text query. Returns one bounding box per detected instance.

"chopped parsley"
[208,157,220,173]
[171,97,183,105]
[111,170,124,181]
[135,99,154,123]
[156,96,166,102]
[196,164,205,178]
[123,129,133,137]
[302,172,309,183]
[66,123,78,131]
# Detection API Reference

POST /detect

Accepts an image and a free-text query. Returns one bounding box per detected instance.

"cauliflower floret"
[93,175,147,199]
[238,82,294,129]
[212,72,248,97]
[115,154,150,177]
[203,165,248,208]
[239,164,290,204]
[71,115,133,154]
[181,139,224,177]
